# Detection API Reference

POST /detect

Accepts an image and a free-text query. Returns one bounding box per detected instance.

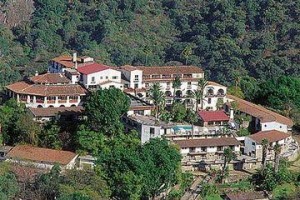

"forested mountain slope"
[0,0,299,114]
[1,0,299,83]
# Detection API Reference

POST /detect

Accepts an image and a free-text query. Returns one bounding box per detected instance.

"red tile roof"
[207,81,226,87]
[77,63,110,75]
[136,65,203,76]
[227,95,293,127]
[174,137,240,148]
[29,73,70,84]
[120,65,140,72]
[7,145,78,165]
[198,110,229,122]
[29,106,84,117]
[226,191,268,200]
[51,55,78,68]
[6,81,87,96]
[249,130,290,144]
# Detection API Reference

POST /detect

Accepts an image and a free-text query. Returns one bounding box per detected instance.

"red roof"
[7,145,77,165]
[77,63,110,75]
[198,110,229,122]
[249,130,290,144]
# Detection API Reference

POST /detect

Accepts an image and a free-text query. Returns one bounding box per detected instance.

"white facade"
[202,83,227,111]
[261,121,288,133]
[81,69,122,89]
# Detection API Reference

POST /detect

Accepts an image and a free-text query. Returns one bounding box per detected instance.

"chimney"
[35,71,38,76]
[230,108,234,120]
[73,52,78,69]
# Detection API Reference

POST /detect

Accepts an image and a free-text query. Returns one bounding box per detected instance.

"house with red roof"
[6,145,78,170]
[244,130,297,162]
[77,62,123,90]
[198,110,229,126]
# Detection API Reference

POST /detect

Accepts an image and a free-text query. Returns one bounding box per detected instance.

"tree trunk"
[262,149,267,170]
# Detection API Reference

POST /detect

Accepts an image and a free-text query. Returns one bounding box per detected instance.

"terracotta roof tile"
[120,65,140,71]
[207,81,226,87]
[227,95,293,127]
[198,110,229,122]
[135,65,203,76]
[226,191,268,200]
[174,137,240,148]
[77,63,110,75]
[249,130,290,144]
[51,55,77,68]
[29,73,70,84]
[7,145,78,165]
[6,81,87,96]
[29,106,84,117]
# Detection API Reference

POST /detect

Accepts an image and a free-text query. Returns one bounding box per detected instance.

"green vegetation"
[85,88,130,135]
[0,0,298,88]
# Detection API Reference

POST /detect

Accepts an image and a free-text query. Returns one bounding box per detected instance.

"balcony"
[36,99,44,103]
[69,99,78,103]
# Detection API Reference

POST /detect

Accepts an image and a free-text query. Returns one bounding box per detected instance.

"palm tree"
[221,148,236,183]
[192,90,202,111]
[172,76,182,103]
[149,83,165,120]
[261,139,269,171]
[274,143,281,173]
[196,78,207,110]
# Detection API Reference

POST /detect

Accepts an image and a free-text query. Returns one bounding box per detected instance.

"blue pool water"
[172,125,192,132]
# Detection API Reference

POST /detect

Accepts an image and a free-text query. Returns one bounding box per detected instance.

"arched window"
[175,90,182,97]
[217,89,225,96]
[207,88,214,96]
[165,91,172,97]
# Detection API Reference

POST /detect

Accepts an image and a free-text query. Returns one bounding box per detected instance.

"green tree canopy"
[84,88,130,136]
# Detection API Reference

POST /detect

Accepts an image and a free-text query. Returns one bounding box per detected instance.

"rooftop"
[206,81,226,88]
[29,106,84,117]
[135,65,203,76]
[225,191,269,200]
[120,65,140,72]
[6,81,87,96]
[174,137,240,148]
[51,55,79,68]
[198,110,229,122]
[7,145,78,165]
[127,94,154,111]
[77,63,110,75]
[29,73,70,84]
[249,130,290,144]
[227,95,293,127]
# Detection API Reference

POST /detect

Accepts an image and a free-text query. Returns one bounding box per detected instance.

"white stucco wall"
[261,122,288,133]
[82,69,121,88]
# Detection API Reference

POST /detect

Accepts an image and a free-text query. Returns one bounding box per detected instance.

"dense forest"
[0,0,299,120]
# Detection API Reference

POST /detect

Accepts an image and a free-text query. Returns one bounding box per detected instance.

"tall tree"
[84,88,130,136]
[172,76,182,102]
[196,78,207,110]
[222,148,236,182]
[261,139,269,171]
[273,143,281,173]
[149,83,165,120]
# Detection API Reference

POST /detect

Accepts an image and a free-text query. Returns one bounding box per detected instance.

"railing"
[36,99,44,103]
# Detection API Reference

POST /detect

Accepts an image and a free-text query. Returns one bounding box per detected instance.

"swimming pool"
[172,125,193,132]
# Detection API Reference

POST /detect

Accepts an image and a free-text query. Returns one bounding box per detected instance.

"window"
[124,84,129,88]
[91,77,95,82]
[134,84,138,88]
[188,82,191,85]
[106,76,108,79]
[208,98,212,104]
[264,124,267,127]
[134,75,139,81]
[217,146,222,151]
[201,147,206,152]
[150,128,155,137]
[167,82,170,86]
[252,142,255,146]
[112,76,118,79]
[100,76,103,79]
